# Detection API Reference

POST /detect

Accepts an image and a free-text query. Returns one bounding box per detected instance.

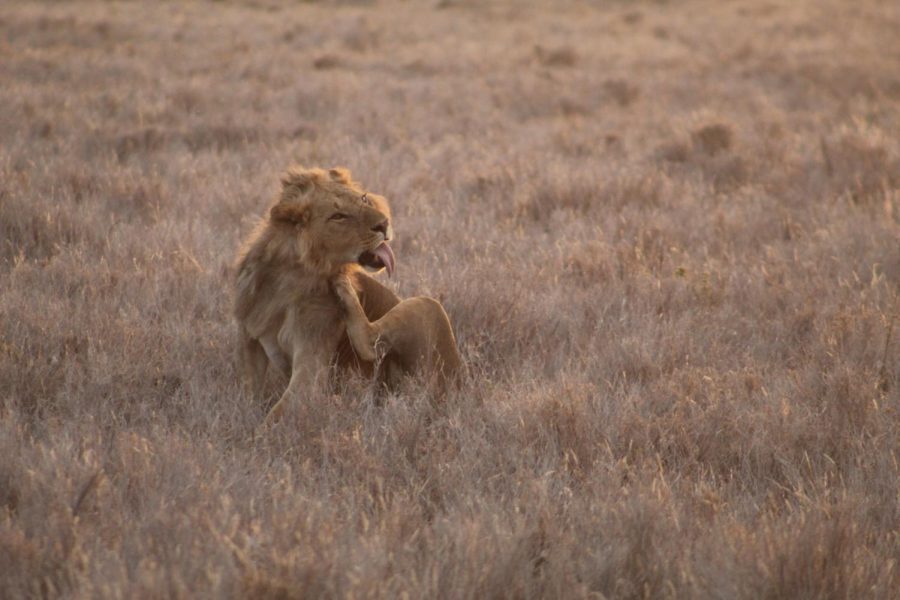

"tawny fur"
[234,166,460,425]
[334,275,461,390]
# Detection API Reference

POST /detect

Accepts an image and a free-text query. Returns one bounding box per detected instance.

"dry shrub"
[519,173,597,221]
[692,123,733,156]
[821,122,899,203]
[114,127,168,161]
[603,78,641,107]
[340,17,380,52]
[514,168,666,224]
[0,195,90,264]
[656,139,691,163]
[744,507,892,599]
[313,54,344,70]
[534,45,578,68]
[657,122,749,191]
[113,126,263,161]
[564,240,614,285]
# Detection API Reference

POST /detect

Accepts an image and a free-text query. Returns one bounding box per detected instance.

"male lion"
[234,166,460,424]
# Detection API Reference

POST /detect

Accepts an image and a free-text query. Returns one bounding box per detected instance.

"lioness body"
[233,166,460,424]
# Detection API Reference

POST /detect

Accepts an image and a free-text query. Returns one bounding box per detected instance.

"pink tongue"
[372,242,395,277]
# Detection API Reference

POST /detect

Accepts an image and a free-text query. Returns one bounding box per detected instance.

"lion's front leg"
[334,273,379,362]
[239,328,269,400]
[262,340,332,427]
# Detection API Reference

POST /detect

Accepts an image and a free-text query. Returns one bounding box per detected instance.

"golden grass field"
[1,0,898,597]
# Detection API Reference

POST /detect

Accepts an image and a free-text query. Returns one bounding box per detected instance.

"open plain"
[1,0,898,597]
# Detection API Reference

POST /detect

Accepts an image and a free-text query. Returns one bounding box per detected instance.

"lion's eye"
[361,193,372,206]
[329,213,349,221]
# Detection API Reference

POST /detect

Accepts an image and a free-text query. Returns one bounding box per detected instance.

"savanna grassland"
[1,0,898,597]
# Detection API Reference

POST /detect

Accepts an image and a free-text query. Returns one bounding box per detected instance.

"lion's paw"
[332,274,358,306]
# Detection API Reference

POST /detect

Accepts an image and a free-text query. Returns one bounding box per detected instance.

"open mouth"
[357,241,395,277]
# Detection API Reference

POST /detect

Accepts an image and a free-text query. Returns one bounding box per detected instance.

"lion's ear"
[328,167,352,185]
[270,202,309,226]
[280,166,314,193]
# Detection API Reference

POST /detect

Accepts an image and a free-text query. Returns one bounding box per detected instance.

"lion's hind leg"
[334,276,461,388]
[374,297,461,386]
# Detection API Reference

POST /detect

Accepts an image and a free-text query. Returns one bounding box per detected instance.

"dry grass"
[1,0,899,598]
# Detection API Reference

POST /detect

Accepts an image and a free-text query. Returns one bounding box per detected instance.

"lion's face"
[270,167,395,276]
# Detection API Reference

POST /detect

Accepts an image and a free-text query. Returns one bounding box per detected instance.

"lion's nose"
[372,220,389,237]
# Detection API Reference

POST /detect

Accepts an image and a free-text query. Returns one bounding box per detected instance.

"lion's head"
[269,166,395,277]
